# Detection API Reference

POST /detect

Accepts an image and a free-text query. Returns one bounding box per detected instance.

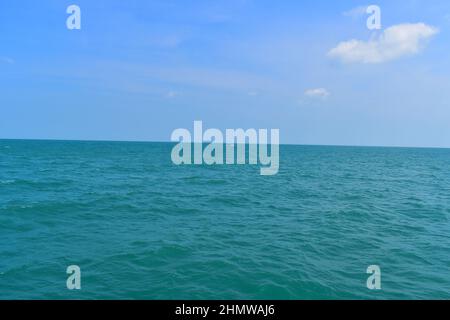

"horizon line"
[1,137,450,150]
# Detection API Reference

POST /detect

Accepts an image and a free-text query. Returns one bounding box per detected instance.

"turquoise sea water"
[1,139,450,299]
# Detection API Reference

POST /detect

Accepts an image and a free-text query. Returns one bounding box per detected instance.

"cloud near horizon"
[328,23,438,64]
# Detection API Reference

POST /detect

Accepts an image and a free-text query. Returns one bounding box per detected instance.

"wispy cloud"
[165,91,180,98]
[328,23,438,64]
[343,5,368,19]
[445,14,450,23]
[42,59,284,98]
[304,88,330,99]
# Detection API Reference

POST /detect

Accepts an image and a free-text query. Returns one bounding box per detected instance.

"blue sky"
[1,0,450,147]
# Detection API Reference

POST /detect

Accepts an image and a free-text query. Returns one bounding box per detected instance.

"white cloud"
[304,88,330,99]
[328,23,438,64]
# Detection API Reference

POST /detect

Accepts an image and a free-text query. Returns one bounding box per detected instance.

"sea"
[1,139,450,299]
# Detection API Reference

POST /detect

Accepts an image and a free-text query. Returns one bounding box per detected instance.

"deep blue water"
[1,139,450,299]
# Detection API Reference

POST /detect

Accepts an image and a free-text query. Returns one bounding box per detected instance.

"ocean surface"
[1,139,450,299]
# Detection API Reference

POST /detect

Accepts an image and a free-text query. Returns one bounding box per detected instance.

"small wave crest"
[0,179,15,185]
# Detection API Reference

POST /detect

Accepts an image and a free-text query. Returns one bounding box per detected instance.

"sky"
[1,0,450,147]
